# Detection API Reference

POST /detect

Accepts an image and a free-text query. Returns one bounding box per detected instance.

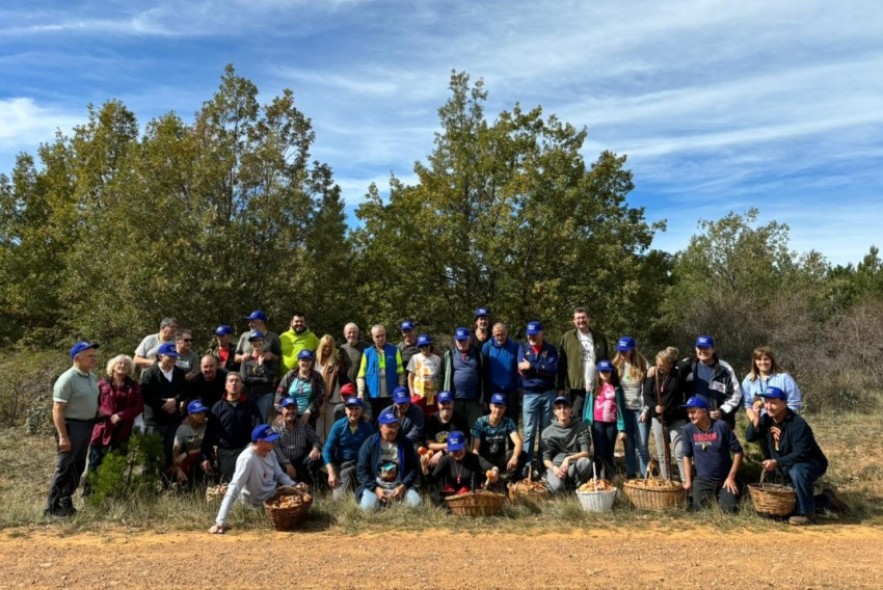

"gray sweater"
[215,445,295,526]
[541,419,591,465]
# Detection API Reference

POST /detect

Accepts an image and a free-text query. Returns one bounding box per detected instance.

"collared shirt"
[273,420,321,466]
[53,366,99,420]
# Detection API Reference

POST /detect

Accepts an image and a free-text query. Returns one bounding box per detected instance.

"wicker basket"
[507,481,551,505]
[576,487,617,513]
[748,471,796,517]
[264,489,313,531]
[445,491,506,517]
[623,465,685,511]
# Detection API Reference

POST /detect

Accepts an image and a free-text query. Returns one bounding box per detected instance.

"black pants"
[46,419,92,515]
[570,389,587,422]
[691,476,739,512]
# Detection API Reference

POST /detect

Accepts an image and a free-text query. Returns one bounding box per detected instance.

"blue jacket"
[517,341,559,393]
[582,385,626,431]
[322,417,376,465]
[482,338,520,393]
[358,344,403,399]
[356,432,419,500]
[381,402,425,445]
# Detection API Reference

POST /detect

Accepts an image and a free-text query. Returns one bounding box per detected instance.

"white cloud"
[0,98,83,151]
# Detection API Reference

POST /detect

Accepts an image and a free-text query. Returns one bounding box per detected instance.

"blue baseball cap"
[489,393,507,406]
[447,431,466,452]
[247,330,265,341]
[474,307,489,318]
[345,397,364,408]
[437,391,454,404]
[279,397,299,409]
[378,411,400,425]
[157,342,179,358]
[680,395,709,410]
[760,386,787,401]
[400,320,415,331]
[69,341,99,361]
[215,325,233,336]
[251,424,280,443]
[297,349,315,360]
[416,333,432,347]
[695,335,715,349]
[526,321,543,335]
[597,360,614,372]
[187,400,209,414]
[245,310,268,322]
[616,336,636,352]
[454,327,470,341]
[553,395,572,406]
[393,386,411,404]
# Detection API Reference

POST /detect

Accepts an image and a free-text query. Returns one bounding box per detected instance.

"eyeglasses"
[182,338,192,342]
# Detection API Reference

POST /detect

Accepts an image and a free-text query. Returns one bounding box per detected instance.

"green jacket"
[557,328,609,391]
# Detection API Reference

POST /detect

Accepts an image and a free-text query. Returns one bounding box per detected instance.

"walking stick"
[656,372,672,481]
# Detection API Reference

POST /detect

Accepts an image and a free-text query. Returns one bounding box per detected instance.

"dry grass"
[2,410,881,535]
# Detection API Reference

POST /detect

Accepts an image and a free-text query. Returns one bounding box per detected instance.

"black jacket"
[140,364,188,426]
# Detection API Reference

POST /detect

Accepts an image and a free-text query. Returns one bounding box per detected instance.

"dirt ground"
[3,525,881,589]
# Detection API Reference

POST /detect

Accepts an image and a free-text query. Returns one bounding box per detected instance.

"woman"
[641,347,686,481]
[240,330,279,421]
[275,349,325,428]
[315,334,345,442]
[612,336,650,478]
[88,355,144,482]
[583,360,626,479]
[407,333,443,416]
[742,345,803,420]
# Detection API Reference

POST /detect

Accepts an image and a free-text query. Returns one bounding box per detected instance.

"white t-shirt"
[578,330,596,391]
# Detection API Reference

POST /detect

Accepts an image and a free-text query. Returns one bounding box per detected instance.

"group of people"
[45,307,843,530]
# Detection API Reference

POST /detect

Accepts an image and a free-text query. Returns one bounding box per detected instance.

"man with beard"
[202,372,264,482]
[188,355,228,408]
[423,391,469,468]
[272,397,322,487]
[279,311,319,376]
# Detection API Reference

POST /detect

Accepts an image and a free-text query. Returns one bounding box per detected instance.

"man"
[45,341,100,518]
[209,424,297,534]
[206,325,239,372]
[482,322,521,422]
[423,431,502,503]
[356,411,421,511]
[134,317,176,370]
[541,396,592,492]
[442,327,484,428]
[273,397,322,486]
[339,322,367,385]
[471,393,526,481]
[681,395,743,513]
[397,320,420,370]
[382,386,426,448]
[517,321,559,472]
[187,355,229,408]
[679,335,742,430]
[357,324,406,419]
[472,307,492,350]
[172,400,211,486]
[235,310,281,365]
[202,372,264,482]
[279,312,319,376]
[558,307,609,419]
[323,397,376,500]
[745,387,844,525]
[424,391,469,467]
[174,329,201,381]
[140,342,188,477]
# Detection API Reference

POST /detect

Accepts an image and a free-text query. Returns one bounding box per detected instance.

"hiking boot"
[822,487,849,513]
[788,514,812,526]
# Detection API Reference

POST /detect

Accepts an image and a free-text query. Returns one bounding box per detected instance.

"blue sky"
[1,1,881,265]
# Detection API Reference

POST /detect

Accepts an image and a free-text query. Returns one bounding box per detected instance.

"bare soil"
[4,524,882,589]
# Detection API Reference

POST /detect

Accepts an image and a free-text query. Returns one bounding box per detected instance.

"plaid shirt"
[273,420,321,466]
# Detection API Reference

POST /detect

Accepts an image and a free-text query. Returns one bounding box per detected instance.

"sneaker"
[788,515,811,526]
[822,487,849,513]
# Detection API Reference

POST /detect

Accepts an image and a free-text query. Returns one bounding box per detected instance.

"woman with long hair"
[612,336,650,478]
[642,347,686,481]
[315,334,345,441]
[584,360,626,479]
[742,346,803,421]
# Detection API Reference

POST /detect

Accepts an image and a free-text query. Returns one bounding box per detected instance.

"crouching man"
[209,424,297,534]
[681,395,743,512]
[356,411,421,511]
[745,387,844,525]
[541,396,592,492]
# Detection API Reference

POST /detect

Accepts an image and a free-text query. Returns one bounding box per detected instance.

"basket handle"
[758,469,766,488]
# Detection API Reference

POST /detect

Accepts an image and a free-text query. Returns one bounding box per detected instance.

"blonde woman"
[315,334,344,442]
[641,347,686,481]
[742,346,802,421]
[612,336,650,478]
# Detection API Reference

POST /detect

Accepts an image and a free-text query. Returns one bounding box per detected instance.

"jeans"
[591,421,618,479]
[251,392,275,424]
[570,389,587,425]
[651,418,687,481]
[622,409,650,477]
[359,488,422,511]
[46,419,92,515]
[330,460,357,501]
[522,390,555,466]
[545,457,592,492]
[454,399,481,431]
[782,459,829,516]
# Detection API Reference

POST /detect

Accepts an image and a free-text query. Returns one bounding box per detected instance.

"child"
[583,360,626,479]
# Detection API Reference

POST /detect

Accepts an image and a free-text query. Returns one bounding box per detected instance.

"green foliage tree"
[352,71,663,340]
